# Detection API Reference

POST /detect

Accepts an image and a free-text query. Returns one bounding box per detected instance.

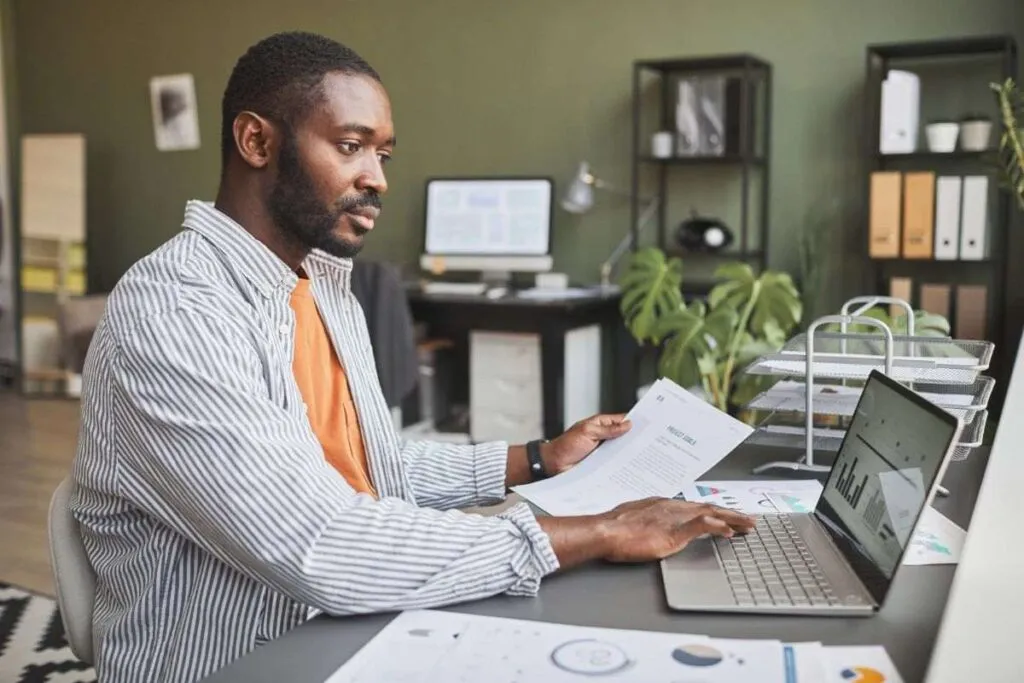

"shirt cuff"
[473,440,510,504]
[496,502,560,596]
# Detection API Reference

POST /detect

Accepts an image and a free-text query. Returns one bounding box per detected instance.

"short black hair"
[220,31,381,163]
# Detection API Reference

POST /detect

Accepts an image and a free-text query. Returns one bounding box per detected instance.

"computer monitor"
[419,177,555,279]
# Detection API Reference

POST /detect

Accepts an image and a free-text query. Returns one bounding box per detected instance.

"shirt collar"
[181,200,353,296]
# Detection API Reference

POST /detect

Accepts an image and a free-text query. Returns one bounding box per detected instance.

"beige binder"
[869,171,902,258]
[902,172,935,259]
[889,277,913,318]
[920,284,951,320]
[955,285,988,340]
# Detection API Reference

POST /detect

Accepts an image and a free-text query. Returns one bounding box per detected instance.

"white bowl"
[926,123,959,153]
[960,120,993,152]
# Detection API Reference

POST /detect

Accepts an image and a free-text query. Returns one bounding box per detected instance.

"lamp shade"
[561,161,595,213]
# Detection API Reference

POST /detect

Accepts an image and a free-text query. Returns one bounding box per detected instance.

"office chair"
[48,476,96,664]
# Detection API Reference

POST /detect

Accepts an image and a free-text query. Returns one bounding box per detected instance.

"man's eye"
[338,141,360,154]
[378,153,392,165]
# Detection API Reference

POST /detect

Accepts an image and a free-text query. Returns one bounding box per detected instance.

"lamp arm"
[599,196,660,287]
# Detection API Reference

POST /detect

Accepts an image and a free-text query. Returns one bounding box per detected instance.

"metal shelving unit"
[739,295,995,479]
[630,54,771,278]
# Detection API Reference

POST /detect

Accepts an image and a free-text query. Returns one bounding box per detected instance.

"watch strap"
[526,439,549,481]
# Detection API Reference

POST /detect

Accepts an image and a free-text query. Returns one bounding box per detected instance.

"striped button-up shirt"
[70,201,560,683]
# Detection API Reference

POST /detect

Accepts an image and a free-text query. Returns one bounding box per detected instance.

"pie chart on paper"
[841,666,887,683]
[672,643,724,667]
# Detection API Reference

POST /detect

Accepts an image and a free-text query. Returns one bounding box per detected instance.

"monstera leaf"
[619,247,684,343]
[708,262,802,338]
[655,300,738,391]
[992,78,1024,211]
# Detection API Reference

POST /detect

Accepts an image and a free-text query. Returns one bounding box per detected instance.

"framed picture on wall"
[149,73,201,152]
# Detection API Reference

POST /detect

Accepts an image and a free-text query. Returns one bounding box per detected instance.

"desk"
[406,288,626,440]
[203,444,991,683]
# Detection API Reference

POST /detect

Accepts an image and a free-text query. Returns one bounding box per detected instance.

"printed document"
[325,609,788,683]
[512,378,754,517]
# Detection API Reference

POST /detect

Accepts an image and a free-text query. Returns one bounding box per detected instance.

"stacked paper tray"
[743,407,988,461]
[744,332,993,384]
[745,376,994,425]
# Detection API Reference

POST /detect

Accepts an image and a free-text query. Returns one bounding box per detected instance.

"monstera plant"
[620,248,802,415]
[993,78,1024,210]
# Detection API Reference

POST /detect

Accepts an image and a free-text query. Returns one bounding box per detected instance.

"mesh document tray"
[744,332,993,384]
[744,376,995,425]
[743,407,988,459]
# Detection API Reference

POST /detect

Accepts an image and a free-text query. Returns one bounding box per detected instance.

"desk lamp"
[561,161,660,289]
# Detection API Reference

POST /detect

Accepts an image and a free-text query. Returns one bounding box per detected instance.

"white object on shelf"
[879,70,920,154]
[934,176,962,260]
[925,122,959,153]
[959,120,993,152]
[959,176,989,260]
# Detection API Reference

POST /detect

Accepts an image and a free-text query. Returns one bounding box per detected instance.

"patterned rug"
[0,583,95,682]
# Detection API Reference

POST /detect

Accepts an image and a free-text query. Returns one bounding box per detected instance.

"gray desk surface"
[203,444,990,683]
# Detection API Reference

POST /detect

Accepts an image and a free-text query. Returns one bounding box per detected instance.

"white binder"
[934,176,962,260]
[959,176,989,260]
[879,70,920,154]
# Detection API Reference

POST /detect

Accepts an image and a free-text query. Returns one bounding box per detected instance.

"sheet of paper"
[821,645,905,683]
[676,480,824,515]
[512,378,754,516]
[784,642,826,683]
[903,506,966,566]
[748,380,975,415]
[327,609,789,683]
[755,359,977,384]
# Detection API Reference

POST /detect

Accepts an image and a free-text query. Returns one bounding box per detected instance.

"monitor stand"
[481,269,512,289]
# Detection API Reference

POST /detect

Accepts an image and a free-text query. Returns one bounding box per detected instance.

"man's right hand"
[536,498,756,569]
[596,498,756,563]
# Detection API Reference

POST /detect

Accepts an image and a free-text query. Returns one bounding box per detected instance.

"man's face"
[268,72,394,259]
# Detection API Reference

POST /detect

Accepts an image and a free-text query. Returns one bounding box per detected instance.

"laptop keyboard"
[714,515,842,607]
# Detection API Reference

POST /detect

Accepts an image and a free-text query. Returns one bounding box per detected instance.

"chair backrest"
[48,476,96,664]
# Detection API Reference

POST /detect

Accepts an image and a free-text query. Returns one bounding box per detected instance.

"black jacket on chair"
[350,259,419,409]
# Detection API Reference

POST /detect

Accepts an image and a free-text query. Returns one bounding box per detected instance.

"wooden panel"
[20,134,85,241]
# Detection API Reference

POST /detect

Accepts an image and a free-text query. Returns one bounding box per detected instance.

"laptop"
[661,369,963,616]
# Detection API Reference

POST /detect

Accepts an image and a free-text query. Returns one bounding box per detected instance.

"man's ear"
[231,112,278,169]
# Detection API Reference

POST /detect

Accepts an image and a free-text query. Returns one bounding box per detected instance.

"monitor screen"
[814,371,959,602]
[424,178,552,257]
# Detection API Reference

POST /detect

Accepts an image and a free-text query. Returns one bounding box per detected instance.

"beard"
[267,128,381,259]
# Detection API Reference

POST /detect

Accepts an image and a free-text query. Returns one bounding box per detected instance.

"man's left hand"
[543,414,632,475]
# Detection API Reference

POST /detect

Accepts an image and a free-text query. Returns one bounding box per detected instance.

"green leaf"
[656,301,733,389]
[709,261,802,338]
[618,248,684,343]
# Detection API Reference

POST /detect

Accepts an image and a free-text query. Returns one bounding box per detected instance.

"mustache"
[336,192,382,213]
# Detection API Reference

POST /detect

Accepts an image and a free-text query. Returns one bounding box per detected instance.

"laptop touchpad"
[661,539,735,609]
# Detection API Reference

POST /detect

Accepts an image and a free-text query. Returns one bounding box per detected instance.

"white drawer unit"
[469,326,601,443]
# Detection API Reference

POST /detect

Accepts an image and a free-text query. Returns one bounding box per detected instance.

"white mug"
[651,131,673,159]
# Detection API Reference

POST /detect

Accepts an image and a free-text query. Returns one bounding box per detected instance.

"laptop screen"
[814,371,960,604]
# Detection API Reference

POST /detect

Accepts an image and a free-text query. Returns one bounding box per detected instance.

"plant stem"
[721,281,761,409]
[706,370,724,411]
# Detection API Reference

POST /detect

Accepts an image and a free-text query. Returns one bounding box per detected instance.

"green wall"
[8,0,1023,304]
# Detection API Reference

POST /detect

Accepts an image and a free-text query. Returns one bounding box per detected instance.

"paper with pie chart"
[677,479,824,515]
[823,645,905,683]
[324,609,790,682]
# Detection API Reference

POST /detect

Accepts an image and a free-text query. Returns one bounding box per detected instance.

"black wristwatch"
[526,439,550,481]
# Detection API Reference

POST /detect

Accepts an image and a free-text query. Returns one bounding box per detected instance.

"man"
[71,31,754,683]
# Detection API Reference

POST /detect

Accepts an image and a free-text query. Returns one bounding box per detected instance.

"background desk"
[203,444,990,683]
[406,288,625,441]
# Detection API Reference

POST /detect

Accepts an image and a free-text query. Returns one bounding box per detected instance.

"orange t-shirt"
[290,278,377,496]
